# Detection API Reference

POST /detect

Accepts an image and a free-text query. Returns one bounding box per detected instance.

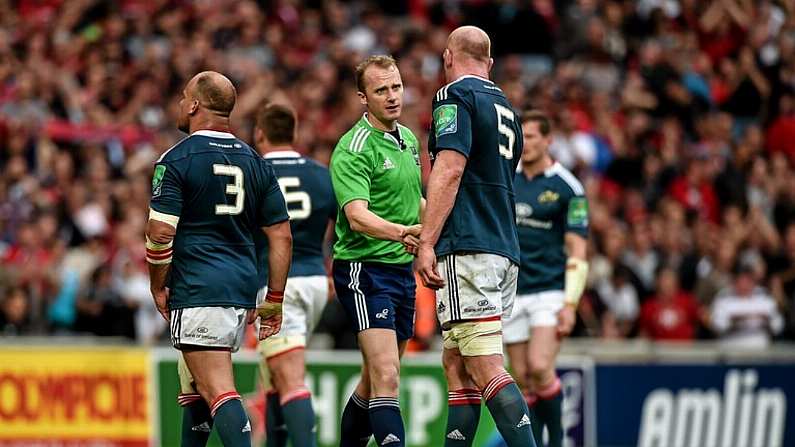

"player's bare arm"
[416,150,467,289]
[257,219,293,339]
[146,215,177,321]
[344,199,422,245]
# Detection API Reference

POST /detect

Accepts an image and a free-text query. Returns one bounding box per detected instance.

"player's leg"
[441,344,481,447]
[526,292,566,447]
[454,324,535,447]
[176,353,213,446]
[447,254,534,447]
[333,261,374,447]
[182,349,250,446]
[503,296,540,443]
[176,307,251,447]
[359,328,404,446]
[260,277,325,447]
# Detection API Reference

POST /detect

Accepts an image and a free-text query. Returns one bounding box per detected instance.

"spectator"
[640,267,704,341]
[0,287,33,335]
[596,265,640,338]
[711,264,784,349]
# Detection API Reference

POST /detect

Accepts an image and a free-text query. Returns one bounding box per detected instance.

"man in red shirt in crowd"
[640,266,705,341]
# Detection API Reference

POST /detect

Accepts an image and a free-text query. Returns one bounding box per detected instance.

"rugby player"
[330,55,423,447]
[504,110,589,447]
[416,27,535,447]
[253,103,336,447]
[146,71,291,446]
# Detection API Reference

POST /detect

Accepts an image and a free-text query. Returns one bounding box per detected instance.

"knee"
[269,361,304,395]
[528,357,554,383]
[464,357,505,390]
[368,359,400,391]
[509,362,529,390]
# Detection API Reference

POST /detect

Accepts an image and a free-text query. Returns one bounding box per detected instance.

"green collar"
[360,113,405,151]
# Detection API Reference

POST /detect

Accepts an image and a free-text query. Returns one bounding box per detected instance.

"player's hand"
[403,234,420,255]
[557,303,577,337]
[151,287,170,321]
[415,243,445,290]
[257,291,284,340]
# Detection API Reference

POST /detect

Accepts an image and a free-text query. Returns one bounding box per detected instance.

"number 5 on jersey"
[494,103,516,160]
[278,176,311,220]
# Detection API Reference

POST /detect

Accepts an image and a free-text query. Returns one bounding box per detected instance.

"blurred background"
[1,0,795,446]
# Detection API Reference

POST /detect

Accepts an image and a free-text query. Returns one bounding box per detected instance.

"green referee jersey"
[330,113,422,264]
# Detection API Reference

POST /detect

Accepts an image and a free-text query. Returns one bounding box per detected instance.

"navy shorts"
[333,260,416,341]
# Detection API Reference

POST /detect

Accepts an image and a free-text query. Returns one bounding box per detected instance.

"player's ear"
[357,90,367,106]
[443,48,452,67]
[189,99,200,115]
[487,57,494,73]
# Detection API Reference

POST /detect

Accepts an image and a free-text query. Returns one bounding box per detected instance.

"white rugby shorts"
[503,290,565,344]
[257,275,328,358]
[435,253,518,328]
[170,306,248,352]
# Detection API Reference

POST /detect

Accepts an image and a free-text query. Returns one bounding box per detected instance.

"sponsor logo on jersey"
[382,157,396,170]
[433,104,458,137]
[516,202,533,217]
[152,165,166,197]
[538,190,560,203]
[567,197,588,227]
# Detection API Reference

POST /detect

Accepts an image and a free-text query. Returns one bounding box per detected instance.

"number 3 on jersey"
[278,177,311,220]
[494,104,516,160]
[213,164,245,215]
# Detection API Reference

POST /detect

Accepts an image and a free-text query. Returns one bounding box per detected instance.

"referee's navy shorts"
[333,260,416,341]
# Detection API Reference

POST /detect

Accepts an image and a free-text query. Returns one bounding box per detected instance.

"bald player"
[416,27,535,447]
[146,71,292,447]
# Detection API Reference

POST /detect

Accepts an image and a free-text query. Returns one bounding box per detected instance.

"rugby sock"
[483,372,536,447]
[265,391,287,447]
[340,392,372,447]
[281,387,317,447]
[211,392,251,447]
[534,378,563,447]
[524,392,544,445]
[179,394,213,446]
[369,397,405,447]
[445,388,481,447]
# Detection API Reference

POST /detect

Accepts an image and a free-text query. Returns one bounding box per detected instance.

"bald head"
[447,26,491,63]
[187,71,237,117]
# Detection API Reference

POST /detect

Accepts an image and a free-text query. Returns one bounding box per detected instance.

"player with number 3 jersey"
[146,71,292,447]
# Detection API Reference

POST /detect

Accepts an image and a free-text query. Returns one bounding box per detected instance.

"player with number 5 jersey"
[146,71,291,447]
[417,26,534,447]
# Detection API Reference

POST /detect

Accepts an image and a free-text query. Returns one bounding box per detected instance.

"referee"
[330,55,423,447]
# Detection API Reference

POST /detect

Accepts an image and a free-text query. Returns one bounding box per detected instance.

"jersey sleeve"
[431,90,473,157]
[258,161,289,227]
[330,147,375,208]
[565,192,589,238]
[149,161,183,219]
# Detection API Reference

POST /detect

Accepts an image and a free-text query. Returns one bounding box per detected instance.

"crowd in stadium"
[1,0,794,349]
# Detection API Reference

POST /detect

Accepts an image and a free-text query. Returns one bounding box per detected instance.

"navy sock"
[340,393,372,447]
[266,391,287,447]
[525,393,544,445]
[281,389,317,447]
[534,379,563,447]
[444,388,481,447]
[180,394,212,446]
[369,397,405,447]
[211,393,251,447]
[483,373,536,447]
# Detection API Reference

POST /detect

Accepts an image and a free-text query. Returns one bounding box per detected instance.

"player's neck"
[260,144,294,155]
[522,155,553,178]
[366,112,397,132]
[447,66,490,84]
[189,117,232,135]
